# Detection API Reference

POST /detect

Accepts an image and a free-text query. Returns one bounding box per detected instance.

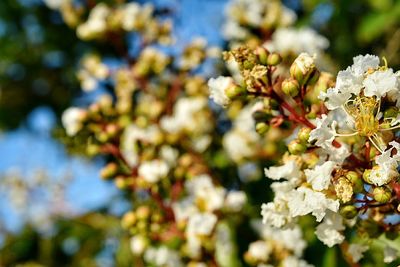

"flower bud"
[136,206,151,220]
[100,163,118,179]
[281,78,300,97]
[226,84,247,100]
[121,211,137,229]
[298,127,311,143]
[346,171,364,193]
[290,53,317,86]
[372,186,392,203]
[362,169,372,184]
[288,140,307,155]
[255,122,269,135]
[340,205,358,219]
[267,52,282,66]
[384,107,398,119]
[254,46,269,65]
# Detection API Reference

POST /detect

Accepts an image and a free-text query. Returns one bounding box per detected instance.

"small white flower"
[224,191,247,211]
[130,235,148,255]
[208,76,234,107]
[351,54,380,75]
[138,159,169,183]
[305,161,336,191]
[61,107,86,136]
[261,199,292,228]
[248,241,272,262]
[363,69,398,98]
[315,211,345,247]
[309,115,336,149]
[347,244,368,262]
[264,160,302,182]
[288,187,339,222]
[187,212,217,236]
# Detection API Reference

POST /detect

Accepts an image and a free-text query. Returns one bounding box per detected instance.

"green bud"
[267,52,282,66]
[115,176,128,189]
[298,127,311,143]
[384,107,398,119]
[100,163,118,179]
[288,140,307,155]
[372,186,392,203]
[362,169,372,184]
[254,46,269,65]
[340,205,358,219]
[346,171,364,193]
[226,85,247,100]
[281,78,300,97]
[255,122,270,135]
[86,144,99,156]
[307,69,320,86]
[290,53,317,86]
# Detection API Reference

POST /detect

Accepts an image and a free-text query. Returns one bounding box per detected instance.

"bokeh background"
[1,0,400,266]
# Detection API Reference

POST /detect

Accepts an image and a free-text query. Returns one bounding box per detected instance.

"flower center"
[346,96,379,137]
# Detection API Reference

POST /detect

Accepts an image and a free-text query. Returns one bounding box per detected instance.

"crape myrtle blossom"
[212,43,400,264]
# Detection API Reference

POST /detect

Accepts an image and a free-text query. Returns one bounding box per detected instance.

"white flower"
[261,199,292,228]
[363,69,398,98]
[61,107,86,136]
[171,197,198,223]
[305,161,336,191]
[224,191,247,211]
[248,241,272,262]
[384,245,399,263]
[185,175,226,211]
[258,224,306,257]
[309,115,336,149]
[282,256,314,267]
[121,2,141,30]
[120,125,160,167]
[208,76,234,107]
[264,160,302,182]
[369,141,400,186]
[264,28,329,56]
[315,211,345,247]
[288,187,339,222]
[138,159,169,183]
[351,54,380,76]
[144,246,183,267]
[77,4,110,40]
[347,244,368,262]
[187,212,217,236]
[130,235,148,255]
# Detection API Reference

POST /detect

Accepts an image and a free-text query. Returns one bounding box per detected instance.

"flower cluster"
[211,44,400,264]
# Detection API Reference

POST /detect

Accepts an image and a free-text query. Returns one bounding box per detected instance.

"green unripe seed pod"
[345,171,364,193]
[267,52,282,66]
[372,186,392,203]
[288,140,307,155]
[282,78,300,97]
[298,127,311,143]
[340,205,358,219]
